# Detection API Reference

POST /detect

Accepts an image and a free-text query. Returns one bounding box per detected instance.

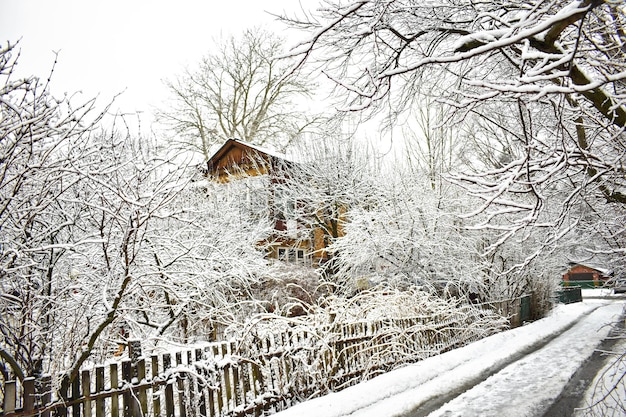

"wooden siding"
[207,140,271,182]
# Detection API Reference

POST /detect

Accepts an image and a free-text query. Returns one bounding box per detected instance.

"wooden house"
[206,138,285,182]
[562,263,612,288]
[205,139,336,266]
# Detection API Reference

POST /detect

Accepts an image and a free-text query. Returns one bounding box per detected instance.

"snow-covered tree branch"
[281,0,625,270]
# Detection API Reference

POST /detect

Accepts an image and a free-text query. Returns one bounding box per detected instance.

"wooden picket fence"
[2,341,265,417]
[1,301,516,417]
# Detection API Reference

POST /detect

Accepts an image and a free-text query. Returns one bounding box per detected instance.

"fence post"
[23,377,36,412]
[206,347,217,417]
[41,375,52,417]
[163,354,174,417]
[71,376,80,417]
[82,370,92,417]
[175,351,187,417]
[135,358,147,417]
[121,360,132,417]
[220,344,231,414]
[3,380,16,413]
[110,363,119,417]
[229,341,242,410]
[211,345,224,414]
[194,349,207,417]
[151,355,161,417]
[185,350,196,415]
[252,363,263,417]
[95,367,105,417]
[128,338,143,417]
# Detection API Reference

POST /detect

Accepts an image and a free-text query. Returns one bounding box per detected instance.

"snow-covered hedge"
[231,287,509,408]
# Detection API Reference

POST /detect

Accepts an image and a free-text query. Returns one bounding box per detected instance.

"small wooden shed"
[562,263,612,288]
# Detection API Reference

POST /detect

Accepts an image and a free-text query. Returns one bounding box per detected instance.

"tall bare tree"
[158,28,317,160]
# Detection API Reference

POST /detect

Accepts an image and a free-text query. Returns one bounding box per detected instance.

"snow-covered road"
[273,296,625,417]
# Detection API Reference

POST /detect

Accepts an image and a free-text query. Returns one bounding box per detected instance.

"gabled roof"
[565,262,613,276]
[206,139,287,175]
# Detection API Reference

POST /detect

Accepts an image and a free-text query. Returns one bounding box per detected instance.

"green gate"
[520,295,531,322]
[557,286,583,304]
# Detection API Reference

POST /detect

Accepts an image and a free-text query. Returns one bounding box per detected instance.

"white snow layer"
[274,297,624,417]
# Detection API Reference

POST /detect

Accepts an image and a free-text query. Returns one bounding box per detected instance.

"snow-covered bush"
[115,173,277,350]
[232,287,508,399]
[249,263,326,317]
[328,164,488,298]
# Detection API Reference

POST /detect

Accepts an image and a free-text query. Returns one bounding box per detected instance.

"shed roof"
[565,262,613,276]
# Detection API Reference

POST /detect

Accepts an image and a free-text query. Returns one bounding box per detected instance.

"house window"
[273,189,295,220]
[277,247,309,265]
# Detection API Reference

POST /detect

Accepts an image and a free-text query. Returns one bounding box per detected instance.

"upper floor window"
[273,188,296,220]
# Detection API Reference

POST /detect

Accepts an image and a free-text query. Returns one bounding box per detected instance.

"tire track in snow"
[422,301,624,417]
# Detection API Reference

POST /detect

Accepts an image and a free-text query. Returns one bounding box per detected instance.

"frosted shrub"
[232,287,508,401]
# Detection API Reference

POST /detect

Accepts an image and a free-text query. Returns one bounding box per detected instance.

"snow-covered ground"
[274,293,625,417]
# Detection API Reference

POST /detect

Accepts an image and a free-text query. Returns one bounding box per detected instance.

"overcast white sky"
[0,0,319,128]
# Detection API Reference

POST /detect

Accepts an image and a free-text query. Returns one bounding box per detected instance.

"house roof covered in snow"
[205,139,293,177]
[564,261,613,277]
